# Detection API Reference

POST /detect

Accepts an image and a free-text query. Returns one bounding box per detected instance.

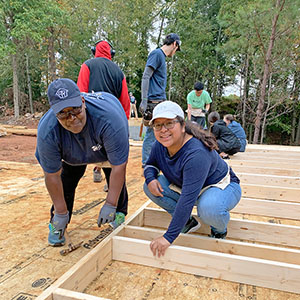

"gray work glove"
[139,98,148,114]
[52,211,69,239]
[97,204,116,226]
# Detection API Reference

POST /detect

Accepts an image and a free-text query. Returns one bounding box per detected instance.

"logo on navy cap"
[56,88,69,99]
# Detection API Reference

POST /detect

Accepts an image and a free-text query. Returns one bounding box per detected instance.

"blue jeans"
[143,175,241,234]
[142,126,156,166]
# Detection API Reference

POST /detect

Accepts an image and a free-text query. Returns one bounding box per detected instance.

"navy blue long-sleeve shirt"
[144,137,239,243]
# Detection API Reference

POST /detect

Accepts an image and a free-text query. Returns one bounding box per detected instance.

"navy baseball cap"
[47,78,82,114]
[168,33,181,51]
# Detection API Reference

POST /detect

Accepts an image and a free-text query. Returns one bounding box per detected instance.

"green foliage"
[214,94,240,115]
[0,0,299,144]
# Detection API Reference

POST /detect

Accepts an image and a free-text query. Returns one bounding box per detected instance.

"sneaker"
[93,167,102,182]
[181,216,201,234]
[103,184,108,192]
[109,212,125,229]
[209,228,227,239]
[48,223,65,247]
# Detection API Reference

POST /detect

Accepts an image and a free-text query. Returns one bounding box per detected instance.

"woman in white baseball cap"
[143,101,241,257]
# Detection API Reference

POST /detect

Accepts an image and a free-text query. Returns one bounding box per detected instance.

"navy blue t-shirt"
[144,138,239,243]
[35,92,129,173]
[146,48,167,100]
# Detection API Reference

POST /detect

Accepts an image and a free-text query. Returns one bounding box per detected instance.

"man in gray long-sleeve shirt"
[139,33,181,167]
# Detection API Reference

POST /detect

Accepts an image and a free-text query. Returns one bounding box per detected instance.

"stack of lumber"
[36,144,300,300]
[0,124,37,136]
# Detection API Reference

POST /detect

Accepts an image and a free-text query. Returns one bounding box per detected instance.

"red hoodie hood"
[95,41,112,60]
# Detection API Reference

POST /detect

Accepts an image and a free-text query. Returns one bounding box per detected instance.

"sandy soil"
[0,117,39,164]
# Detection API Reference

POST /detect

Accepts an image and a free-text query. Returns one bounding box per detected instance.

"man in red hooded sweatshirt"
[77,40,130,117]
[77,40,130,229]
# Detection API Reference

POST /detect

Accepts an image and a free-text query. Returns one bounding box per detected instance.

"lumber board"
[123,226,300,265]
[241,183,300,202]
[237,152,300,162]
[37,202,151,300]
[4,127,37,136]
[1,124,28,129]
[123,199,151,226]
[245,144,300,152]
[232,197,300,220]
[37,229,116,300]
[143,207,300,248]
[228,159,300,169]
[53,288,109,300]
[237,172,300,188]
[233,152,300,160]
[230,165,300,176]
[112,236,300,294]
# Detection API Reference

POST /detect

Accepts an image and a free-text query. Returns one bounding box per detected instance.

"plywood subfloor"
[84,260,299,300]
[1,144,300,299]
[0,146,148,300]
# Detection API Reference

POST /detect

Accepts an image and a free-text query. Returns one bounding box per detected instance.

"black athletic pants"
[50,162,128,223]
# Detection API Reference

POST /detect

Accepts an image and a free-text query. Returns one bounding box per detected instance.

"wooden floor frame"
[37,195,300,300]
[37,145,300,299]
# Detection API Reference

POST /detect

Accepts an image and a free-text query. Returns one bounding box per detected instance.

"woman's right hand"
[148,179,164,197]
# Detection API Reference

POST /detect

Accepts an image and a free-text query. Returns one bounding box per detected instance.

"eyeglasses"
[56,106,83,120]
[152,120,179,131]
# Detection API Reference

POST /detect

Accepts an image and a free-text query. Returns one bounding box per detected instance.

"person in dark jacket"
[223,114,247,152]
[208,111,241,159]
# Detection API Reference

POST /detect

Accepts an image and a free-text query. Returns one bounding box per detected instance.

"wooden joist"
[143,207,300,248]
[237,172,300,188]
[53,288,109,300]
[241,183,299,202]
[230,165,300,177]
[232,197,300,220]
[228,159,300,170]
[113,236,300,294]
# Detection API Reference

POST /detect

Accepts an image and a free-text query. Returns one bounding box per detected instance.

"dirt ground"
[0,117,39,164]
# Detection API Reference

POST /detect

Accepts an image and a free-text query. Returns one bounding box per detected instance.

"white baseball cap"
[150,101,184,125]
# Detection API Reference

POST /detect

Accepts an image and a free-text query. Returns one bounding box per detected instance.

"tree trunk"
[242,53,249,128]
[168,55,174,100]
[296,117,300,145]
[48,27,56,82]
[253,0,285,144]
[156,14,165,47]
[211,25,222,104]
[260,73,272,144]
[25,54,34,114]
[291,70,300,144]
[12,54,19,118]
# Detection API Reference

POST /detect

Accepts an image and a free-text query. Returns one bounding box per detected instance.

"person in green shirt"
[187,82,212,129]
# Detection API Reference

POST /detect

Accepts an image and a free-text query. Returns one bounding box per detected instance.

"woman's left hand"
[150,236,171,257]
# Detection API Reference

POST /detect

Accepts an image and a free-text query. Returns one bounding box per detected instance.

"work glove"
[52,211,69,239]
[139,98,148,115]
[97,204,116,226]
[202,109,208,114]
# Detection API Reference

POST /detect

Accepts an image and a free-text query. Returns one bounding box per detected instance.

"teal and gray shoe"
[109,212,125,229]
[48,223,65,247]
